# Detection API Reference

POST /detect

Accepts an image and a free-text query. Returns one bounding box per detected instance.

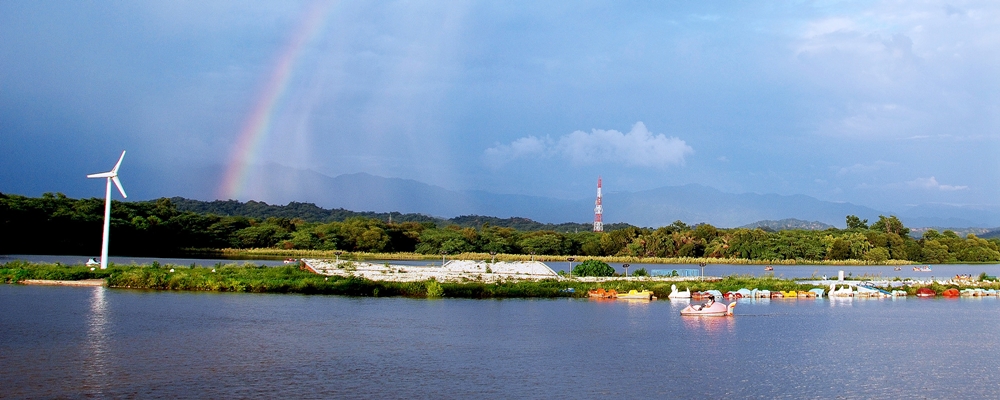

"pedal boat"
[588,288,617,299]
[667,284,691,299]
[617,289,655,300]
[680,301,736,317]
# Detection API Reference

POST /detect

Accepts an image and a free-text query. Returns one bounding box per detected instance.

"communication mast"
[593,177,603,232]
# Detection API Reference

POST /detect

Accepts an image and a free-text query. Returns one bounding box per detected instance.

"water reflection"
[666,298,690,312]
[620,299,651,329]
[736,298,769,305]
[680,315,735,333]
[828,296,853,307]
[83,286,110,395]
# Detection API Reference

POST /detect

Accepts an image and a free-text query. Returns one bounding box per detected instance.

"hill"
[129,163,1000,228]
[168,197,634,232]
[739,219,834,231]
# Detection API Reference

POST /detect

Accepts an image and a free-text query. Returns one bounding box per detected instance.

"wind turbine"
[87,151,127,270]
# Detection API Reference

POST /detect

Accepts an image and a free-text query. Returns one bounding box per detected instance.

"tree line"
[2,193,999,263]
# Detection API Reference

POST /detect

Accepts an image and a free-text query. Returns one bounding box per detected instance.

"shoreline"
[20,279,105,287]
[188,249,918,266]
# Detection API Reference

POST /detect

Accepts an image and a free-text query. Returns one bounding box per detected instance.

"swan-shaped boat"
[680,301,735,317]
[829,283,855,297]
[667,284,691,299]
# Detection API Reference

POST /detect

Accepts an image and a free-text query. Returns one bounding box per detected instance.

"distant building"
[593,177,603,232]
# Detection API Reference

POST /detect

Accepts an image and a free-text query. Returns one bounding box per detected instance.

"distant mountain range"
[139,163,1000,229]
[169,197,632,232]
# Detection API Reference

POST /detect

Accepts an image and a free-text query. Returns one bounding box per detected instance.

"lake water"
[4,285,1000,398]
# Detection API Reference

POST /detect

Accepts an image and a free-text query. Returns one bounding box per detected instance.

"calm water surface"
[3,285,1000,398]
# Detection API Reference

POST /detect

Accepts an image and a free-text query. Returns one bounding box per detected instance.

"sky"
[2,0,998,213]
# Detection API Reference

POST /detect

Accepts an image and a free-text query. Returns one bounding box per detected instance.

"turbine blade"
[112,176,127,198]
[87,172,115,178]
[111,150,126,174]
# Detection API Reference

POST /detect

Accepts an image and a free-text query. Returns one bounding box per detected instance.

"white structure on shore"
[593,176,603,232]
[86,151,127,270]
[302,260,559,283]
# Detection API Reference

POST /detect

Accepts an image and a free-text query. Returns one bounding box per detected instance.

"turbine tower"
[593,176,603,232]
[87,151,127,270]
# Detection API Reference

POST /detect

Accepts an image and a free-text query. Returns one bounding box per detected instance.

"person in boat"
[694,294,716,310]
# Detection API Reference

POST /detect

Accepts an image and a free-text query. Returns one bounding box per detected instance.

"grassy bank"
[4,261,997,298]
[0,261,819,297]
[190,248,916,266]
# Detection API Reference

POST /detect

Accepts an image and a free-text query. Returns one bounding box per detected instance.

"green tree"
[572,259,615,277]
[870,215,909,236]
[825,237,850,260]
[517,231,568,255]
[921,240,951,263]
[846,215,868,230]
[863,247,890,263]
[232,225,289,248]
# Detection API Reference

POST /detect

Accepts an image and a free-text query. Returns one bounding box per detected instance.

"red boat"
[915,288,935,297]
[942,288,960,297]
[588,288,617,299]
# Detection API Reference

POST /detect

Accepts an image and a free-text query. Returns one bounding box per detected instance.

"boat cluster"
[667,285,829,300]
[827,283,906,298]
[587,288,657,300]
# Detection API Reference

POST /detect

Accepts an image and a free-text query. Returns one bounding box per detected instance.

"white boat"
[829,283,854,297]
[668,284,691,299]
[680,301,736,317]
[86,258,100,267]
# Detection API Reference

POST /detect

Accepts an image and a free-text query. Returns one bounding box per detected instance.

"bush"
[863,247,890,263]
[425,279,444,298]
[572,260,615,277]
[631,268,648,277]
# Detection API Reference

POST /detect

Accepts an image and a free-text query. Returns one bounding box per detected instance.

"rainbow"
[219,1,333,200]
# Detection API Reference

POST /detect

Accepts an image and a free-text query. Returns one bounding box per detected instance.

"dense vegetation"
[3,193,1000,263]
[739,218,834,231]
[169,197,633,232]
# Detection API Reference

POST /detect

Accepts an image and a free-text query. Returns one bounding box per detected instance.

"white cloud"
[483,122,693,169]
[908,176,968,191]
[801,17,857,39]
[834,160,897,176]
[482,136,549,168]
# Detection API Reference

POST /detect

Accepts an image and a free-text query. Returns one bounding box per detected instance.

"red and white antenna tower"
[593,176,603,232]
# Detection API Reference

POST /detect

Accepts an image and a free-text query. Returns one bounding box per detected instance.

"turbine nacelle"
[87,151,127,198]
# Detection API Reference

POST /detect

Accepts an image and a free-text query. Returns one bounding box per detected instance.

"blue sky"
[1,1,998,212]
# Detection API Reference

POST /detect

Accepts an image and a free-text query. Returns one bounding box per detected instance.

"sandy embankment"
[302,259,562,283]
[302,259,706,283]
